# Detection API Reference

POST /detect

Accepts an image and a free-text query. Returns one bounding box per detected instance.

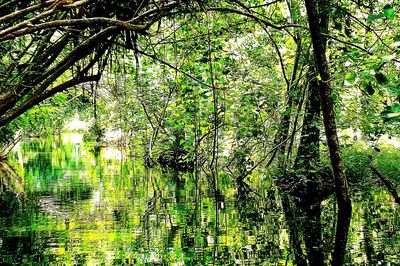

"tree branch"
[136,49,214,89]
[0,18,148,41]
[206,7,301,30]
[0,74,100,127]
[370,165,400,204]
[0,0,56,25]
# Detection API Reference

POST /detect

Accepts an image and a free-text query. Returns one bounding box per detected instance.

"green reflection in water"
[0,135,399,265]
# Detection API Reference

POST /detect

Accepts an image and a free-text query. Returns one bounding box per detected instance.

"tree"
[304,0,352,264]
[0,0,186,127]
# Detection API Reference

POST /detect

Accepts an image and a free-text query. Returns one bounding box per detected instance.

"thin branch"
[133,0,184,22]
[237,124,304,180]
[65,0,93,8]
[0,18,148,41]
[206,7,300,30]
[0,0,56,25]
[0,130,22,158]
[0,0,19,10]
[136,49,214,89]
[370,165,400,204]
[0,7,58,38]
[322,32,373,55]
[248,0,283,9]
[267,30,290,87]
[322,33,400,64]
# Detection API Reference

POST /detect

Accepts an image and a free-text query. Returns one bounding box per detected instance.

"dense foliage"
[0,0,399,265]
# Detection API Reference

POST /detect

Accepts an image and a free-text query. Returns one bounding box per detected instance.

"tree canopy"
[1,1,399,264]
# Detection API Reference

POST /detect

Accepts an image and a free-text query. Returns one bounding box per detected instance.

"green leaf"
[387,112,400,118]
[383,4,395,19]
[345,72,356,84]
[392,104,400,113]
[386,85,399,95]
[381,54,396,62]
[361,82,375,95]
[368,13,385,22]
[375,72,388,84]
[381,103,400,123]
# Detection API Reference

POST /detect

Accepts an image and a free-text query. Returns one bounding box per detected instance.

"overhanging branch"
[0,18,148,41]
[0,74,100,127]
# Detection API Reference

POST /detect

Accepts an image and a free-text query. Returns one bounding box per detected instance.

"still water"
[0,135,399,265]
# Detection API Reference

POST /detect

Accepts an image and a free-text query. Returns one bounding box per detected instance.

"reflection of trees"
[3,138,399,265]
[0,160,25,209]
[111,168,197,263]
[156,170,199,263]
[281,193,307,265]
[235,180,270,226]
[280,189,335,265]
[234,180,283,264]
[363,193,375,265]
[127,169,230,264]
[356,191,400,265]
[0,161,28,265]
[234,176,329,265]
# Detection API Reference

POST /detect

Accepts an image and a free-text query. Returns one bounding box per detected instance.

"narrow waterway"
[0,135,399,265]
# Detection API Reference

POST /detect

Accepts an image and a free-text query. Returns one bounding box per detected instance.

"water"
[0,135,399,265]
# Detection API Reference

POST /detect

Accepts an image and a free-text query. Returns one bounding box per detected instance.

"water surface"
[0,136,399,265]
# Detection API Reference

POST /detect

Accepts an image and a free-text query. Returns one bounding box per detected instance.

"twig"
[370,165,400,204]
[136,49,214,89]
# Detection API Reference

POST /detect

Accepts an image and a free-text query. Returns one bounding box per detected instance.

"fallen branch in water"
[370,165,400,205]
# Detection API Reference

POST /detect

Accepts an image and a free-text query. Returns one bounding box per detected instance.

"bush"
[340,141,399,189]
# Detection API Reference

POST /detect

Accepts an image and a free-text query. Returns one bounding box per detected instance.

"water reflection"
[0,136,399,265]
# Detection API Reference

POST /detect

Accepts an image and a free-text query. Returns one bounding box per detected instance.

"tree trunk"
[295,77,320,169]
[281,194,308,266]
[300,201,324,266]
[304,0,352,265]
[293,74,325,265]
